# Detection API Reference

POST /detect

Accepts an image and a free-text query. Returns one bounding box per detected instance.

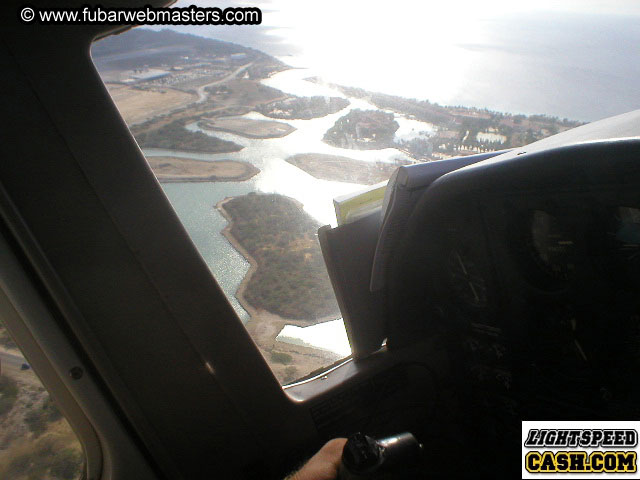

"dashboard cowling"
[385,139,640,470]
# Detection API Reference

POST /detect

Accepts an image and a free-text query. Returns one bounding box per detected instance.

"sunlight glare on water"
[169,0,640,120]
[263,0,483,103]
[278,320,351,358]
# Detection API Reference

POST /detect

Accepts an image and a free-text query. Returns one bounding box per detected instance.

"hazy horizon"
[145,1,640,121]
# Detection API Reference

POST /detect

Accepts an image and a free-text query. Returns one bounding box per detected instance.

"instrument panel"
[506,202,640,293]
[387,179,640,431]
[384,142,640,472]
[383,138,640,475]
[435,192,640,420]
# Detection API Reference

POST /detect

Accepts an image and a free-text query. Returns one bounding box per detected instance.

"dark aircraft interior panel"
[2,2,640,478]
[384,140,640,474]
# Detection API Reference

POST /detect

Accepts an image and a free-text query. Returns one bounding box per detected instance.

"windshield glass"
[92,0,640,384]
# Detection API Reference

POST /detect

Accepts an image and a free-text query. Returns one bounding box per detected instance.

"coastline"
[216,196,260,324]
[216,197,343,382]
[199,117,296,139]
[286,153,408,185]
[148,156,259,183]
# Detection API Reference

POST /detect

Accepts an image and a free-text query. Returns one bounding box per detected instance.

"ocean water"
[152,70,433,323]
[165,4,640,122]
[140,3,640,359]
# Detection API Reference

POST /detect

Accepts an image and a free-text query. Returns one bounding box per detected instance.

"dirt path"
[195,62,254,103]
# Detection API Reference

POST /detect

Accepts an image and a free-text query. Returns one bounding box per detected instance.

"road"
[195,62,253,103]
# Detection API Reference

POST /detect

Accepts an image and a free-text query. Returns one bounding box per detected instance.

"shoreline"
[217,196,333,328]
[216,196,343,382]
[148,156,259,183]
[199,117,296,139]
[216,197,260,324]
[286,153,408,185]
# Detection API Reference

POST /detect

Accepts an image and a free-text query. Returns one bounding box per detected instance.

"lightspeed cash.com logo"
[522,421,640,478]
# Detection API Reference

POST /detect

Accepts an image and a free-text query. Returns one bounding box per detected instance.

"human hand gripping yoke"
[338,432,424,480]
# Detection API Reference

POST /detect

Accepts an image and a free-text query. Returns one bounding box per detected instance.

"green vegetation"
[0,435,83,480]
[270,351,293,364]
[49,448,83,480]
[333,83,453,124]
[222,193,339,319]
[313,80,584,157]
[92,28,285,76]
[132,120,243,153]
[373,98,582,153]
[25,395,63,437]
[0,374,83,480]
[396,137,433,160]
[205,80,287,107]
[0,375,19,417]
[323,109,399,150]
[257,95,349,120]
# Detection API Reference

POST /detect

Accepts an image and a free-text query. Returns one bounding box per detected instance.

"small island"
[198,116,295,139]
[132,120,242,153]
[147,156,259,182]
[94,28,589,384]
[286,153,409,185]
[257,95,349,120]
[218,193,339,320]
[323,109,399,150]
[132,120,243,153]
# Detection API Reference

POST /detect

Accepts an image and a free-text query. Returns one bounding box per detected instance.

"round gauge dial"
[446,248,488,308]
[527,210,577,280]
